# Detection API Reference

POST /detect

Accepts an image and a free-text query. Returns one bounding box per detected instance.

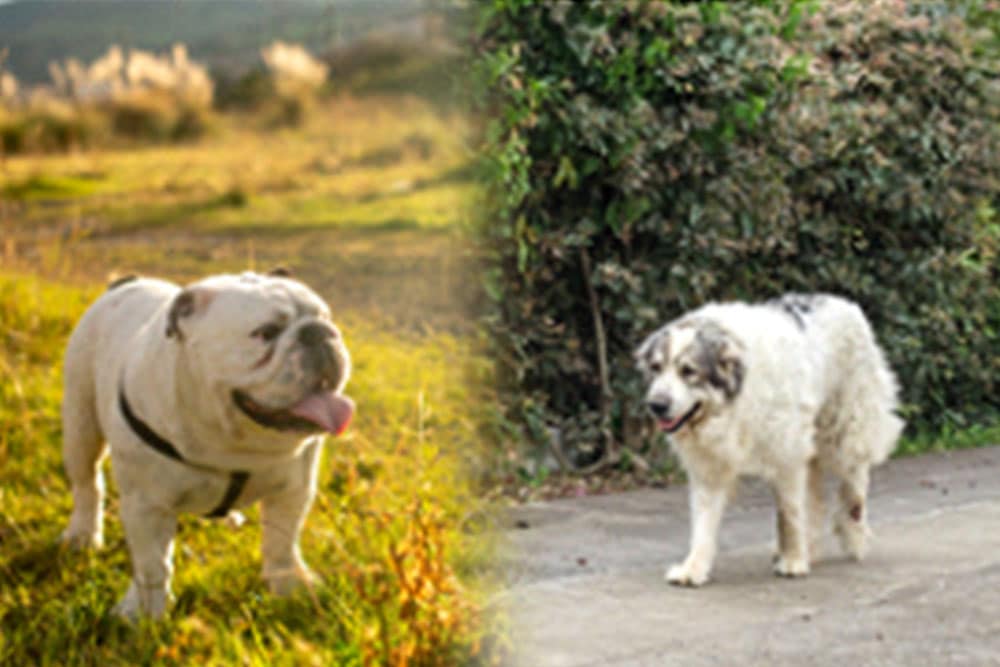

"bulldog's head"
[165,271,354,437]
[634,317,745,435]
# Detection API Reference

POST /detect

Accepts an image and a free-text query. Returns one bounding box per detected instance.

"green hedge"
[477,0,999,467]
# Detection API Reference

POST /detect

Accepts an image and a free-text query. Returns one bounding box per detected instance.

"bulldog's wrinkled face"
[634,318,745,434]
[167,272,353,436]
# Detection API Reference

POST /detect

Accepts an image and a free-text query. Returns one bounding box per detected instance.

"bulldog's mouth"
[233,389,354,435]
[658,402,702,434]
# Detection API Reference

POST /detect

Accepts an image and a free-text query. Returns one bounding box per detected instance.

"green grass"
[0,95,505,665]
[0,276,501,665]
[896,423,1000,458]
[1,173,106,201]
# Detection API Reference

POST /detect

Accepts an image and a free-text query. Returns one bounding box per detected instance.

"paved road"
[503,446,1000,666]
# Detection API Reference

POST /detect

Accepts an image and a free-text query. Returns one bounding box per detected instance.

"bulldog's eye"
[251,323,284,343]
[679,364,697,379]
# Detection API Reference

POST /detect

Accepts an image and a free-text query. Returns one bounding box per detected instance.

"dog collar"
[118,386,249,519]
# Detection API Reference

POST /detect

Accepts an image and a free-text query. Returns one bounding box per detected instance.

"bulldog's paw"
[773,555,810,578]
[113,581,169,621]
[264,563,318,596]
[665,561,710,587]
[113,596,141,623]
[60,522,103,550]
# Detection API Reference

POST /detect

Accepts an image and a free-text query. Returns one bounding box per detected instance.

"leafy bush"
[0,103,107,153]
[106,92,210,142]
[0,44,213,152]
[477,0,999,468]
[257,41,329,127]
[212,67,276,111]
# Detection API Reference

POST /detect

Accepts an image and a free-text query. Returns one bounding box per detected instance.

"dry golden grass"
[1,94,481,330]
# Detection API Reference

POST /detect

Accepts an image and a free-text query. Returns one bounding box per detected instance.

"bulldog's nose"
[298,322,337,347]
[646,400,671,419]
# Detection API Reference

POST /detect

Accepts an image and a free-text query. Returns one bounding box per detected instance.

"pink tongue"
[659,416,682,432]
[289,391,355,435]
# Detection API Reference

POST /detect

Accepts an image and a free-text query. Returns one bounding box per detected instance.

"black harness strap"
[118,391,184,463]
[118,387,249,519]
[206,471,250,518]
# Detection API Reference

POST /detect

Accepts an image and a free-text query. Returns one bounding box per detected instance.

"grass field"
[0,95,505,665]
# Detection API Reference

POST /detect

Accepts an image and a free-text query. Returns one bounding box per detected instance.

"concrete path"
[503,446,1000,666]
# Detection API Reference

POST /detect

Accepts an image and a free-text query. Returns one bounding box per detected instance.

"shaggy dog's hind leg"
[807,457,826,561]
[835,465,871,560]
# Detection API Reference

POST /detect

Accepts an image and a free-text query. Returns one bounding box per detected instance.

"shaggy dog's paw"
[666,562,710,587]
[773,555,810,578]
[835,520,870,561]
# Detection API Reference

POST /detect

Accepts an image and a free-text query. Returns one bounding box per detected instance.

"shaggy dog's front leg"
[116,497,177,619]
[667,476,733,587]
[772,464,811,577]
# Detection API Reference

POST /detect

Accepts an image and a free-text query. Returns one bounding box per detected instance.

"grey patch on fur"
[165,290,196,340]
[767,293,824,330]
[693,321,745,400]
[106,275,138,291]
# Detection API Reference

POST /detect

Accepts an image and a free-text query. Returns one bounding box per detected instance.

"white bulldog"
[60,270,354,619]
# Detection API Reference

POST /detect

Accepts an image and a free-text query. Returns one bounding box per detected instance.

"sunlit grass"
[0,92,504,665]
[0,273,504,665]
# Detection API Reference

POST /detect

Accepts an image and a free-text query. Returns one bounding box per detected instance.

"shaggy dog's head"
[634,317,745,434]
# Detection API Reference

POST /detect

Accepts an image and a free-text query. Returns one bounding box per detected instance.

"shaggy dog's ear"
[166,287,215,341]
[696,323,745,400]
[634,325,669,372]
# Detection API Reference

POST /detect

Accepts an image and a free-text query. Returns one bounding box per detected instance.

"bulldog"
[60,270,354,618]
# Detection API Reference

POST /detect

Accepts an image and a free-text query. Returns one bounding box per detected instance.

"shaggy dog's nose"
[647,401,671,419]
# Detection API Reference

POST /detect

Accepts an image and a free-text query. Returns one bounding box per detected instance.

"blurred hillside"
[0,0,456,85]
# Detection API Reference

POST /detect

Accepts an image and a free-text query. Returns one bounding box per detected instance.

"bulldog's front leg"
[116,496,177,619]
[260,443,322,595]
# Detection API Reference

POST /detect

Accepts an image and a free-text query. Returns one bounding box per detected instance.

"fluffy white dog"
[635,293,903,586]
[61,271,354,618]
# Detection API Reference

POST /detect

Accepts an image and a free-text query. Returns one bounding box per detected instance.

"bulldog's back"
[64,277,179,430]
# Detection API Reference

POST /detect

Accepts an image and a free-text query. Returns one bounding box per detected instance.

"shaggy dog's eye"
[648,361,663,374]
[679,364,697,379]
[251,322,284,342]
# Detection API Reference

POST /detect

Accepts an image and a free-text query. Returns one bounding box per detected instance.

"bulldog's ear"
[166,287,214,341]
[267,266,292,277]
